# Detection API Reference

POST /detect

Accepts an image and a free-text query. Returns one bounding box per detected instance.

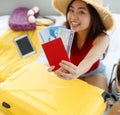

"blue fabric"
[81,62,106,77]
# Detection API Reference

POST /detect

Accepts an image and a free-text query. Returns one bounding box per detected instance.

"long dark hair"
[65,0,107,44]
[117,60,120,85]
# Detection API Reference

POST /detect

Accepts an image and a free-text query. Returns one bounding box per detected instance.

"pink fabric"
[8,7,39,31]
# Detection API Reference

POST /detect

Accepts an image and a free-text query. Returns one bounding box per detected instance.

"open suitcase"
[0,61,107,115]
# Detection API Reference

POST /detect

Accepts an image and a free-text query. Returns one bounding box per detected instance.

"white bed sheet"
[103,13,120,81]
[0,15,9,36]
[0,14,120,83]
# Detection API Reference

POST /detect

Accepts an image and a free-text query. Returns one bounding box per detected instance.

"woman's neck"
[76,31,87,49]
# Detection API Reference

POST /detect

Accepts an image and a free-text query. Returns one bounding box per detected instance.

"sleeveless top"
[70,37,100,74]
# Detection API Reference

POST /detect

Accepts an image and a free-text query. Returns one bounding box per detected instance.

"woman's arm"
[54,34,109,80]
[77,33,109,76]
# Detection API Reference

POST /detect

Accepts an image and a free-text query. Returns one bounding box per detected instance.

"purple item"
[8,7,39,31]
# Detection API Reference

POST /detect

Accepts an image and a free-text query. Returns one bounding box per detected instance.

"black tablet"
[14,34,35,58]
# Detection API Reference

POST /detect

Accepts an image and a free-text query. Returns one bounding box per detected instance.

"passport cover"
[42,38,70,71]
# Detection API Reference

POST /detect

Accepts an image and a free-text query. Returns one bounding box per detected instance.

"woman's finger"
[48,66,55,72]
[59,62,77,75]
[55,69,73,80]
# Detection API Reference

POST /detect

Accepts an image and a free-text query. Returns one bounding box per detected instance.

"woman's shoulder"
[93,32,109,44]
[96,32,109,40]
[98,32,108,37]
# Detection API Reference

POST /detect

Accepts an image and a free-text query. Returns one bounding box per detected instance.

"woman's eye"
[79,11,85,14]
[69,9,74,13]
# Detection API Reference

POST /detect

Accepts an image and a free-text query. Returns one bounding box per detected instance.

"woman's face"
[67,0,91,32]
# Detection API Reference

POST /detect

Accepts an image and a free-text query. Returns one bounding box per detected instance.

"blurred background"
[0,0,120,16]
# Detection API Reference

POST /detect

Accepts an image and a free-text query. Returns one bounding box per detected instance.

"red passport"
[42,38,70,71]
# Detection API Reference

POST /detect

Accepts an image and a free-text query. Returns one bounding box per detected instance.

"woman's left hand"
[54,60,80,80]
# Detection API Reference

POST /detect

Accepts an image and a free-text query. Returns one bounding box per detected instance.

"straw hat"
[52,0,114,31]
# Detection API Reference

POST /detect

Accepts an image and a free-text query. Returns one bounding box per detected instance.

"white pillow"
[0,15,10,36]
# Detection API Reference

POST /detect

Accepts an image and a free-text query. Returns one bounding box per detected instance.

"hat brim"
[52,0,114,31]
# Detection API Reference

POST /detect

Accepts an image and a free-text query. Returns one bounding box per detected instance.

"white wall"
[103,0,120,13]
[0,0,120,16]
[0,0,58,16]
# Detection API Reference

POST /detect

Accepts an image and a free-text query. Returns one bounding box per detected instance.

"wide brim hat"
[52,0,114,31]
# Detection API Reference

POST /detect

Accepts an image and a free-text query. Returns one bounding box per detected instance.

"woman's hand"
[48,65,55,72]
[54,60,80,80]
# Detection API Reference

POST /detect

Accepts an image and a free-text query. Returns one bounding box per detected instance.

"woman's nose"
[71,12,78,20]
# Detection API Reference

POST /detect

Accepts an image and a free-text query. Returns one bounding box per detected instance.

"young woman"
[49,0,114,92]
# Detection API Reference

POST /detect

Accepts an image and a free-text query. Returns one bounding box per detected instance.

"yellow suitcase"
[0,61,107,115]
